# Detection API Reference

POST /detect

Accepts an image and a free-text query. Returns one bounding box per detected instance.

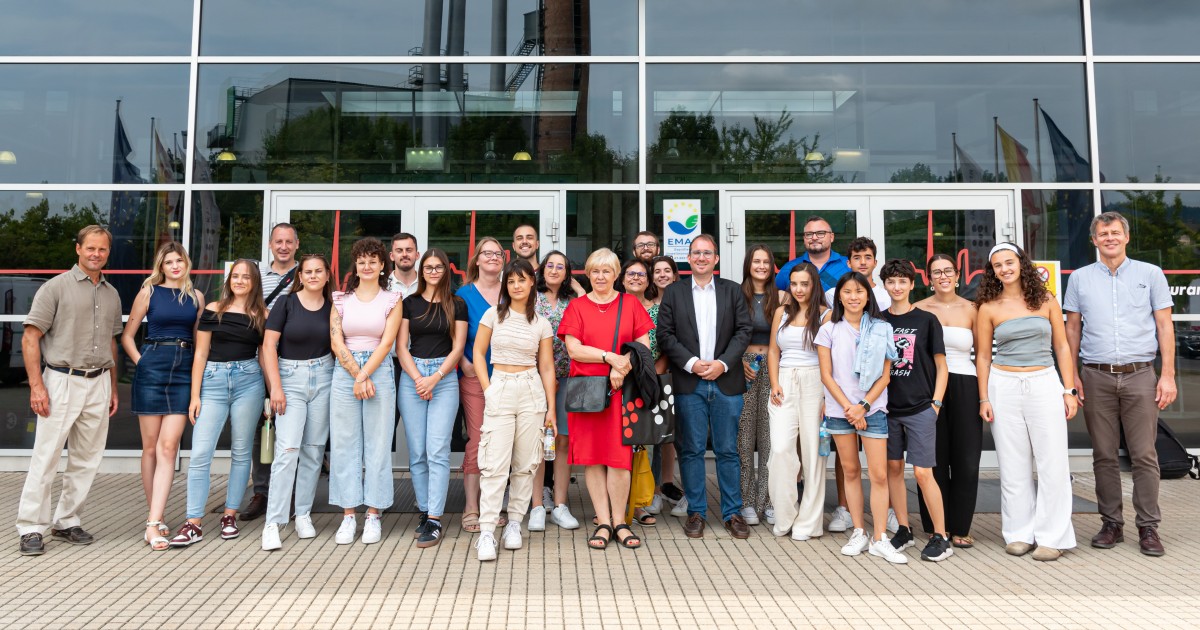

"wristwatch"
[932,400,943,409]
[1064,388,1078,396]
[601,351,608,363]
[858,400,870,411]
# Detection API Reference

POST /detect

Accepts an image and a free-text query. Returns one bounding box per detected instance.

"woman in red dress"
[559,248,653,550]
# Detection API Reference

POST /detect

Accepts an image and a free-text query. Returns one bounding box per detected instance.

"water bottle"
[543,426,556,461]
[818,420,831,457]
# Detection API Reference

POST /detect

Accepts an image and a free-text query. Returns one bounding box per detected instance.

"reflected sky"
[0,0,193,55]
[1091,0,1200,54]
[1095,64,1200,184]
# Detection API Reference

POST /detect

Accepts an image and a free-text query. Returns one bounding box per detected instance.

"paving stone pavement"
[0,470,1197,629]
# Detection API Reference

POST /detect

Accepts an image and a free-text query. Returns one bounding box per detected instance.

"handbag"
[620,373,676,446]
[563,296,624,413]
[624,447,656,523]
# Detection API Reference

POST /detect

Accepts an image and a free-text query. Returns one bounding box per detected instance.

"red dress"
[557,294,654,470]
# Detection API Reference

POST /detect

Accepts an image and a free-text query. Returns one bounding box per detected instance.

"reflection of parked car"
[1178,328,1200,360]
[0,276,47,385]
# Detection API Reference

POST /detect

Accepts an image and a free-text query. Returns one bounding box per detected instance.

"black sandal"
[632,509,657,527]
[614,524,641,549]
[588,524,613,550]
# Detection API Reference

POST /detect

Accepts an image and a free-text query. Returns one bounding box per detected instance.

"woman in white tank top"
[765,263,829,540]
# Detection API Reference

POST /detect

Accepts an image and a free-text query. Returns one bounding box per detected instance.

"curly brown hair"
[344,237,390,294]
[974,244,1050,311]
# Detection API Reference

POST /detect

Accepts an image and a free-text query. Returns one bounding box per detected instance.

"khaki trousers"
[1081,365,1161,528]
[478,369,547,532]
[16,368,111,535]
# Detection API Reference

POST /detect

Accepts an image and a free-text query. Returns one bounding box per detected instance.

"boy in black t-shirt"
[880,259,952,562]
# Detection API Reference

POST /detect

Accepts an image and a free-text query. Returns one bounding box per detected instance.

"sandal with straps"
[144,521,170,551]
[952,534,975,549]
[613,524,641,549]
[588,524,613,550]
[461,512,481,533]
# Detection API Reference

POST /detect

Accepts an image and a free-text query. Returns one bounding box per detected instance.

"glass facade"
[3,0,1199,452]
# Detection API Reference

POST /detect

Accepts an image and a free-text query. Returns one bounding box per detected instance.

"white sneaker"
[887,508,899,534]
[528,506,546,532]
[335,516,356,545]
[740,507,760,525]
[646,494,663,515]
[551,504,580,530]
[828,506,853,533]
[502,521,523,550]
[869,535,909,564]
[791,530,811,542]
[476,531,498,562]
[541,487,554,511]
[261,523,281,551]
[362,514,382,544]
[841,528,870,556]
[764,506,775,526]
[670,496,689,517]
[294,514,316,539]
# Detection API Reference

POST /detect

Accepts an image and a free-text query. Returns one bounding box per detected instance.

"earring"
[955,282,960,288]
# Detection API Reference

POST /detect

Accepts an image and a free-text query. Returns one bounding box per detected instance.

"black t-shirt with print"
[882,307,945,416]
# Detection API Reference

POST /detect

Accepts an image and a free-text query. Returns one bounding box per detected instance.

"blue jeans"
[398,356,459,518]
[266,355,334,525]
[675,379,744,521]
[186,359,266,519]
[329,351,396,510]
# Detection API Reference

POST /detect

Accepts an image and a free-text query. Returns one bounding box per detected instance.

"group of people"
[15,211,1175,566]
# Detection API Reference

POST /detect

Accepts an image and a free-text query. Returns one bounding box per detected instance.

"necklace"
[593,293,618,313]
[754,293,765,306]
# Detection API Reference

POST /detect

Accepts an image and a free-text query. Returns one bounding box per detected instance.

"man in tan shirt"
[17,226,123,556]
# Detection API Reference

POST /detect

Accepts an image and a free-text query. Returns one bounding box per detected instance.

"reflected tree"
[0,200,106,269]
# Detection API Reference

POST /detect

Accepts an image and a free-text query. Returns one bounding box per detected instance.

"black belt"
[149,339,193,349]
[47,366,107,379]
[1084,362,1153,374]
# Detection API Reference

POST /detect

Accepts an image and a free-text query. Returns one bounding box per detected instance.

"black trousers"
[919,372,982,536]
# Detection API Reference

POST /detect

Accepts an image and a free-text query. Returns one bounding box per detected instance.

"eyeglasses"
[929,268,955,278]
[544,263,566,272]
[802,230,831,240]
[478,250,504,260]
[624,271,647,279]
[634,242,658,251]
[689,249,716,259]
[422,265,446,273]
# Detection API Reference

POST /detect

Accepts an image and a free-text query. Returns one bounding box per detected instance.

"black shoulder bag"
[264,265,297,307]
[563,295,623,413]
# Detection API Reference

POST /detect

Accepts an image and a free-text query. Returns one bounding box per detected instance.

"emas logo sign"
[664,199,701,262]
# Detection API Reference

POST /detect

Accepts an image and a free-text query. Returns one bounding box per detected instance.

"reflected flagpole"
[993,116,1000,178]
[952,132,959,181]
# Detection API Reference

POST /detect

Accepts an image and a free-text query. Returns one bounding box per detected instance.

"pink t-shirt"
[333,289,401,351]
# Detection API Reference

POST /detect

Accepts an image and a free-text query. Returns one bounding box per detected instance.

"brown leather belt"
[1084,362,1152,374]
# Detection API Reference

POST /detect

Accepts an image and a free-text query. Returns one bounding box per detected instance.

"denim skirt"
[131,341,193,415]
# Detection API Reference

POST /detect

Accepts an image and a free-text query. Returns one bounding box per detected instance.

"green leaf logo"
[684,214,699,230]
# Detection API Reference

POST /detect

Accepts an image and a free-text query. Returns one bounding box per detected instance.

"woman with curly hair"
[975,243,1077,562]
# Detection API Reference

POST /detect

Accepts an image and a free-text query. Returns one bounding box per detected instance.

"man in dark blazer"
[657,234,753,539]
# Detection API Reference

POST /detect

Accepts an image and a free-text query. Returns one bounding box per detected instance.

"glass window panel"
[189,190,266,303]
[1167,327,1200,447]
[426,210,541,286]
[1091,1,1200,55]
[648,64,1089,185]
[1023,188,1095,279]
[744,210,858,273]
[291,210,404,291]
[194,63,637,184]
[1095,64,1200,184]
[0,65,190,185]
[0,1,193,56]
[882,209,994,302]
[1101,190,1200,315]
[566,192,639,275]
[647,192,720,275]
[200,0,635,56]
[647,0,1081,56]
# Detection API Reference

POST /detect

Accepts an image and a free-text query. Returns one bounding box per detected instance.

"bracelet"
[979,399,990,404]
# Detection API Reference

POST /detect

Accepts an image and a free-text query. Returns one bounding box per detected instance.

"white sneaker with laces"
[261,523,281,551]
[764,506,775,526]
[646,494,663,515]
[476,531,498,562]
[294,514,316,539]
[870,535,909,564]
[886,508,899,534]
[828,506,853,533]
[541,487,554,511]
[841,528,870,556]
[335,516,356,545]
[502,521,523,550]
[528,506,546,532]
[670,496,689,517]
[362,514,382,545]
[740,507,760,525]
[551,504,580,530]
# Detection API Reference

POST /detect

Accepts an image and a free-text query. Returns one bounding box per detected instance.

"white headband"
[988,243,1021,260]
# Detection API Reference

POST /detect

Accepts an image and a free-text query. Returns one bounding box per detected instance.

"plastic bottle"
[818,421,831,457]
[543,426,556,461]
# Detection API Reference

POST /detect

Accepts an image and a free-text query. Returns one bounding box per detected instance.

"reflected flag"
[110,102,146,274]
[151,127,182,249]
[996,122,1044,252]
[954,139,985,183]
[1041,107,1097,266]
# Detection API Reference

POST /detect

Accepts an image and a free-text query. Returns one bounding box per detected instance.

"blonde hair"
[584,248,620,277]
[142,241,196,306]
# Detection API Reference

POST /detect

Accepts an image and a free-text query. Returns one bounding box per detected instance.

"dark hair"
[878,258,915,282]
[830,272,882,323]
[650,256,679,286]
[619,259,657,301]
[415,248,458,343]
[634,231,659,246]
[345,237,390,294]
[291,254,334,303]
[215,258,267,332]
[926,253,957,275]
[975,242,1051,311]
[689,233,717,252]
[803,215,830,228]
[536,250,577,301]
[846,236,877,258]
[781,263,825,350]
[741,244,779,320]
[497,258,537,324]
[391,232,418,249]
[270,222,298,240]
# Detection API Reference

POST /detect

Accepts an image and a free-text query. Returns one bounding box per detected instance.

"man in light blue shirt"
[776,216,852,293]
[1064,211,1176,557]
